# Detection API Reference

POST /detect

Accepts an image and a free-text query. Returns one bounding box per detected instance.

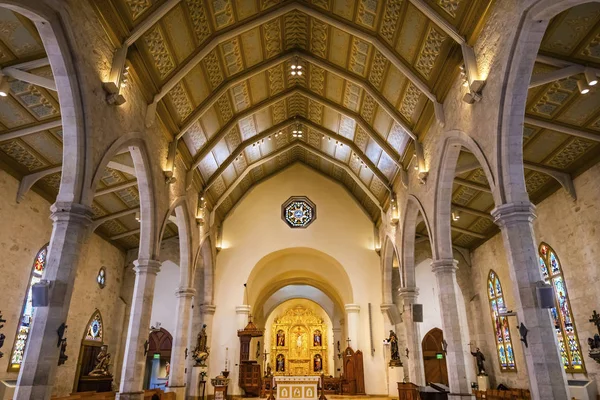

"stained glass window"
[282,196,316,228]
[84,311,103,342]
[9,245,47,372]
[97,267,106,289]
[539,243,585,373]
[487,270,516,371]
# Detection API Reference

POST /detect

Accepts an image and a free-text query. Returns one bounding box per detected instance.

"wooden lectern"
[397,382,420,400]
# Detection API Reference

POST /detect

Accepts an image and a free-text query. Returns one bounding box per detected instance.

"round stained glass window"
[97,267,106,289]
[282,196,316,228]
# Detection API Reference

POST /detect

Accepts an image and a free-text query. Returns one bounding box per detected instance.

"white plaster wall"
[416,258,442,337]
[211,164,387,395]
[149,260,179,336]
[0,170,126,396]
[263,299,335,377]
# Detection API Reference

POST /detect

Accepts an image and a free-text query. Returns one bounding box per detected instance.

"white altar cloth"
[275,376,319,400]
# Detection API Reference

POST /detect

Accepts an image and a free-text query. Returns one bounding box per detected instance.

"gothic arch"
[158,197,194,287]
[194,236,215,305]
[381,235,399,305]
[90,133,157,260]
[433,131,499,260]
[0,0,88,204]
[496,0,600,204]
[401,195,435,288]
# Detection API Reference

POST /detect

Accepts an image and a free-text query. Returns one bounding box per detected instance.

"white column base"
[388,365,404,398]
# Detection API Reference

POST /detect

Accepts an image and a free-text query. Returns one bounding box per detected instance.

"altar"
[275,376,319,400]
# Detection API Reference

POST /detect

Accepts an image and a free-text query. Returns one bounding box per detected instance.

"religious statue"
[296,333,302,348]
[386,330,402,366]
[276,354,285,372]
[277,330,285,346]
[313,354,322,372]
[265,362,272,377]
[313,330,322,346]
[256,340,261,359]
[587,310,600,363]
[58,337,68,366]
[192,324,210,366]
[0,310,6,359]
[88,345,112,376]
[470,346,487,376]
[165,362,170,378]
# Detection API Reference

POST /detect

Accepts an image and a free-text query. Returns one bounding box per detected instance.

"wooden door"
[421,328,448,386]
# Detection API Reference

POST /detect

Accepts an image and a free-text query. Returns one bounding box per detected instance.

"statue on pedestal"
[386,330,402,366]
[88,345,112,376]
[192,324,210,366]
[470,347,487,376]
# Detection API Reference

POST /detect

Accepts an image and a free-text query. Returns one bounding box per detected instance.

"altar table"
[275,376,319,400]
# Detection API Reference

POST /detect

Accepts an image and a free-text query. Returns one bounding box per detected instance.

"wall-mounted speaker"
[412,304,423,322]
[32,280,49,307]
[537,285,555,309]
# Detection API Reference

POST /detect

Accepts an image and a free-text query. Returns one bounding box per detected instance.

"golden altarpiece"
[271,305,328,376]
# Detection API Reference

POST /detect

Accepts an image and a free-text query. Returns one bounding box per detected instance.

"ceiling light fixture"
[585,69,598,86]
[0,76,10,97]
[452,210,460,222]
[290,57,303,76]
[577,79,590,94]
[292,120,303,138]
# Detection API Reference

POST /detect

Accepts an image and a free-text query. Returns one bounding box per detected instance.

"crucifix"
[589,310,600,333]
[262,349,270,377]
[346,338,351,348]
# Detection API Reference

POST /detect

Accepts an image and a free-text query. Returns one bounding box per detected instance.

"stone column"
[492,202,569,400]
[167,287,196,398]
[118,259,162,400]
[344,304,360,350]
[15,203,92,400]
[431,260,470,397]
[398,287,424,385]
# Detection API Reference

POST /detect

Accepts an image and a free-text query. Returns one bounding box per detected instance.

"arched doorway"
[422,328,448,386]
[143,328,173,390]
[73,310,110,393]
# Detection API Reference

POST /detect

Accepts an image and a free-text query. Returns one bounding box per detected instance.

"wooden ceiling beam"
[16,165,61,203]
[203,116,392,192]
[95,180,137,197]
[451,226,486,239]
[451,203,493,220]
[92,207,140,231]
[524,116,600,142]
[3,67,56,91]
[146,2,442,125]
[453,177,491,192]
[110,228,140,241]
[189,86,403,172]
[212,142,384,213]
[0,118,62,142]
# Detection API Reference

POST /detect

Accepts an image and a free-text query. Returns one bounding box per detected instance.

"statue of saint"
[296,333,302,349]
[165,361,170,378]
[387,330,400,361]
[470,347,487,375]
[192,324,210,366]
[276,354,285,372]
[265,362,272,377]
[313,354,322,372]
[88,345,112,376]
[313,330,322,346]
[277,330,285,346]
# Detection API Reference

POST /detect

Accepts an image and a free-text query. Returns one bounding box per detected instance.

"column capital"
[344,304,360,313]
[175,287,196,298]
[380,303,394,312]
[491,202,536,226]
[133,259,161,275]
[235,305,251,315]
[431,259,458,275]
[200,304,216,314]
[50,202,93,224]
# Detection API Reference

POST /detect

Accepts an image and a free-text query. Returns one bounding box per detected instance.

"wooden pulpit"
[397,382,420,400]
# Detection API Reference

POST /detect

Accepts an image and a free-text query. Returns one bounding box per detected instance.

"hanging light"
[585,69,598,86]
[577,79,590,94]
[0,75,10,97]
[452,210,460,221]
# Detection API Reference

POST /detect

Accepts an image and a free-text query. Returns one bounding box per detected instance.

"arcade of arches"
[1,1,600,400]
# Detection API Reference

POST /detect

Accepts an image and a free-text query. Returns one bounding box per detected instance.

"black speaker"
[32,280,49,307]
[537,285,555,309]
[412,304,423,322]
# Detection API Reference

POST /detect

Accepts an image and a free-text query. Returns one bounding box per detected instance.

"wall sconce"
[414,142,428,184]
[164,140,178,184]
[102,62,129,106]
[215,225,223,253]
[390,194,399,225]
[196,196,206,226]
[451,210,460,222]
[460,60,486,104]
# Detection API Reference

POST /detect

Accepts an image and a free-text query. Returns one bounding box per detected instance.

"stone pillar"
[431,260,470,396]
[117,259,162,400]
[167,287,196,398]
[15,203,92,400]
[398,287,424,385]
[236,305,251,330]
[344,304,360,350]
[492,202,569,400]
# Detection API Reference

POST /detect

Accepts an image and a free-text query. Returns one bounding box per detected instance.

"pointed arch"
[433,130,499,260]
[538,242,585,373]
[8,244,49,372]
[486,270,516,371]
[90,133,157,260]
[82,309,104,343]
[194,235,215,305]
[401,195,435,288]
[381,235,398,304]
[158,197,194,287]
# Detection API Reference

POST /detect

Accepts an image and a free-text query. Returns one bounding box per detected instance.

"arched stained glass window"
[84,310,103,342]
[539,243,585,373]
[9,245,48,372]
[487,270,516,371]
